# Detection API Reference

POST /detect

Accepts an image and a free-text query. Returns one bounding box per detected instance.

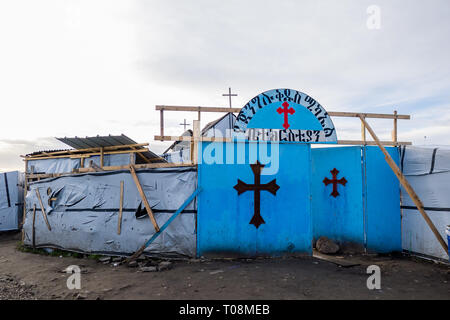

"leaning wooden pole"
[359,115,448,253]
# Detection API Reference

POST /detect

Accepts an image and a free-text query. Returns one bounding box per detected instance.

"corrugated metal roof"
[49,135,166,163]
[56,134,139,150]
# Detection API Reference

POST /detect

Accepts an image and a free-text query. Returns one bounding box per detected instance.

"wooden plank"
[192,120,200,165]
[392,110,398,143]
[154,135,411,145]
[24,149,150,161]
[126,187,202,263]
[313,251,360,268]
[129,165,160,233]
[155,105,410,119]
[35,188,51,231]
[117,181,124,235]
[359,115,448,253]
[77,162,195,173]
[23,143,150,158]
[337,140,411,146]
[361,116,366,144]
[32,204,36,248]
[160,109,164,137]
[100,147,104,168]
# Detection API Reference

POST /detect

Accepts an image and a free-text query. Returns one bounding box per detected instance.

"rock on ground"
[316,236,340,254]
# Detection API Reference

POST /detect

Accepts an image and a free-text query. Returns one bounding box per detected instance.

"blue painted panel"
[311,147,364,245]
[197,142,312,257]
[364,146,402,252]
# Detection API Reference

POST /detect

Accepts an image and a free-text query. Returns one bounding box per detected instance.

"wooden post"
[359,115,448,253]
[35,188,51,231]
[80,157,85,168]
[129,165,160,232]
[192,120,200,165]
[100,147,104,168]
[117,181,124,235]
[160,109,164,138]
[32,204,36,248]
[361,116,366,144]
[392,110,398,145]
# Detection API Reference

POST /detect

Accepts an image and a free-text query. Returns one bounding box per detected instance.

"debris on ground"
[0,274,37,300]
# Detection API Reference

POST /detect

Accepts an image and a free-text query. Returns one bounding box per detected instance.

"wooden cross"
[233,161,280,228]
[222,87,237,108]
[179,119,190,131]
[277,101,296,129]
[323,168,347,198]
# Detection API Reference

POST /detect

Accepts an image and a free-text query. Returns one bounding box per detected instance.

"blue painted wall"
[364,146,402,252]
[311,146,364,245]
[197,141,312,257]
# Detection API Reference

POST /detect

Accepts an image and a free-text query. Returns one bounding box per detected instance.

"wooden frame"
[155,105,411,146]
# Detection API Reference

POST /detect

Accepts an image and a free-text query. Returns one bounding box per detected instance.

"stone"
[75,293,87,300]
[99,257,111,263]
[127,260,138,268]
[139,266,157,272]
[158,261,172,271]
[316,236,340,254]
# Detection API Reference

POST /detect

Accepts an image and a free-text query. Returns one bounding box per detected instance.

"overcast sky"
[0,0,449,171]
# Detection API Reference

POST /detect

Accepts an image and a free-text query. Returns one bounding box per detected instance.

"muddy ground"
[0,232,448,300]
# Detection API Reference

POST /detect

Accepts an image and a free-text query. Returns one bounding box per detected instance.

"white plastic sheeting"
[27,153,133,174]
[23,167,197,257]
[0,171,24,231]
[400,145,450,260]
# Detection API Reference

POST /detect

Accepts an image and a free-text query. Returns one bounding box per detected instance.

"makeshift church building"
[21,89,449,260]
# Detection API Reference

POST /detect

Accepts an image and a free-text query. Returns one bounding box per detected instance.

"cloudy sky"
[0,0,449,171]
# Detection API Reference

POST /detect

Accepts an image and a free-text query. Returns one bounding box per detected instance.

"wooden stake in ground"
[129,165,160,233]
[32,204,36,248]
[359,115,448,253]
[117,181,124,235]
[35,188,51,231]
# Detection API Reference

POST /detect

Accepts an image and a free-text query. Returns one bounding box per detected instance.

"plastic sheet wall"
[23,167,197,257]
[400,146,450,260]
[27,153,133,174]
[0,171,24,231]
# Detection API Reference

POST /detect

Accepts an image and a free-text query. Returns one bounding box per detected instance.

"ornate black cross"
[323,168,347,198]
[233,161,280,228]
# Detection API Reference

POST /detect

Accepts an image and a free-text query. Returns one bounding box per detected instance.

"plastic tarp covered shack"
[401,146,450,260]
[22,167,197,257]
[0,171,24,231]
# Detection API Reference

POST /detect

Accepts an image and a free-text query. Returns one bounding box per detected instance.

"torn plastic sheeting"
[23,167,197,256]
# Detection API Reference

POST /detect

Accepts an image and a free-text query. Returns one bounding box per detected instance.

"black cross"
[233,161,280,228]
[179,119,190,131]
[222,87,237,108]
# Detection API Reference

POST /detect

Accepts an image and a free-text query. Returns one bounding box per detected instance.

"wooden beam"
[155,105,410,120]
[23,143,150,159]
[160,109,164,137]
[32,204,36,248]
[35,188,51,231]
[25,149,150,161]
[117,181,124,235]
[129,165,160,233]
[154,135,411,146]
[359,115,448,254]
[392,110,398,144]
[192,120,200,165]
[100,147,104,168]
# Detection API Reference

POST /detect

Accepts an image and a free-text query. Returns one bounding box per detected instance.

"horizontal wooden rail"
[156,105,410,120]
[154,135,411,145]
[22,143,150,159]
[23,149,150,160]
